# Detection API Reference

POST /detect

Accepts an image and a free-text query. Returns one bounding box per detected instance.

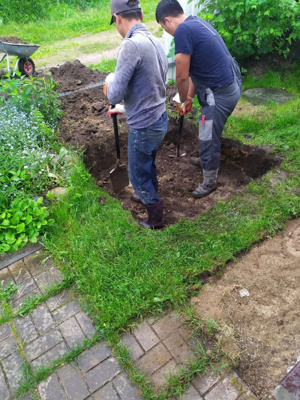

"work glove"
[173,93,194,116]
[103,73,115,97]
[108,104,126,118]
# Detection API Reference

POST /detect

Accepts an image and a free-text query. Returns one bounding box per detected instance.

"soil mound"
[50,60,107,93]
[0,36,28,44]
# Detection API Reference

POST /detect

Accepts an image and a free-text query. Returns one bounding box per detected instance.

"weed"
[0,281,20,302]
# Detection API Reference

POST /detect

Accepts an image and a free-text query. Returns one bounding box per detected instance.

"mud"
[53,60,280,226]
[0,36,28,44]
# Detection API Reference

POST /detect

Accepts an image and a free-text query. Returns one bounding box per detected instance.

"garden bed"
[53,60,281,226]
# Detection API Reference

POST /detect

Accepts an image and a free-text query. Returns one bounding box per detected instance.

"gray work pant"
[196,80,242,171]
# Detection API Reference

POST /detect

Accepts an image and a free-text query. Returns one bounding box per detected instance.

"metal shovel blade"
[110,160,129,193]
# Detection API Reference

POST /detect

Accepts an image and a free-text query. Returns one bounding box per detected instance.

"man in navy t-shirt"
[156,0,242,198]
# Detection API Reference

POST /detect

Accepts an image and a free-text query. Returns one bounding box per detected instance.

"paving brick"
[24,252,53,276]
[204,375,241,400]
[113,372,142,400]
[121,332,144,361]
[8,260,30,284]
[193,369,220,395]
[34,270,60,294]
[230,372,256,397]
[31,304,54,335]
[0,267,14,287]
[0,322,11,342]
[149,359,179,392]
[77,342,111,373]
[38,373,67,400]
[178,324,194,341]
[135,343,172,376]
[25,328,63,362]
[12,279,40,309]
[53,300,81,324]
[31,341,69,369]
[85,357,121,392]
[2,351,24,392]
[163,330,196,366]
[0,367,10,400]
[57,364,89,400]
[76,311,97,337]
[49,267,63,284]
[92,382,119,400]
[12,288,40,310]
[46,291,72,311]
[181,384,203,400]
[152,313,183,340]
[14,315,38,344]
[60,316,86,349]
[132,321,159,352]
[0,335,18,360]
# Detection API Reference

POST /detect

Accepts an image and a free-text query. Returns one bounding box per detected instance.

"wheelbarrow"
[0,40,41,76]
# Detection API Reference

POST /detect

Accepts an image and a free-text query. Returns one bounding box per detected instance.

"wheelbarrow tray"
[0,41,40,58]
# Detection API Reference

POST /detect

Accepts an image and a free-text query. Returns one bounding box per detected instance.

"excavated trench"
[53,61,281,226]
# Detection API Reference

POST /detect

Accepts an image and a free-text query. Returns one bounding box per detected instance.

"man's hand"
[108,104,126,118]
[173,93,194,116]
[103,73,115,98]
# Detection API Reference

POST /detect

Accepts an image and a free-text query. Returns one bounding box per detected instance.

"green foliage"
[0,74,62,127]
[196,0,300,59]
[0,197,53,254]
[0,0,50,23]
[89,58,117,73]
[0,281,20,302]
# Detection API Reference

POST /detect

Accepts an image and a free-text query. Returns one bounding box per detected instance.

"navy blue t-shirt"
[174,16,233,88]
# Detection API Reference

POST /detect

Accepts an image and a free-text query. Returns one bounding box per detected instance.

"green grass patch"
[89,58,117,73]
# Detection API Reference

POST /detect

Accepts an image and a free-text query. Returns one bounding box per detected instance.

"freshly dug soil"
[53,60,280,226]
[191,219,300,399]
[0,36,28,44]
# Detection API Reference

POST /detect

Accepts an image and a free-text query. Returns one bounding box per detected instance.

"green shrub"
[196,0,300,60]
[0,197,53,254]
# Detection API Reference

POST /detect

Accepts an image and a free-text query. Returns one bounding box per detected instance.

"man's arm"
[188,77,196,98]
[175,53,191,103]
[107,40,140,105]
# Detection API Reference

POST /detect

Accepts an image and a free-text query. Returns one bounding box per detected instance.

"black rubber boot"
[140,199,164,229]
[192,169,218,198]
[131,184,158,203]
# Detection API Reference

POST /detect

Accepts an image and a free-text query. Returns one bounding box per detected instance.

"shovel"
[176,115,184,157]
[109,106,129,193]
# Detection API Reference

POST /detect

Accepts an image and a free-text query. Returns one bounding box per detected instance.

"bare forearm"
[188,77,196,98]
[177,77,189,103]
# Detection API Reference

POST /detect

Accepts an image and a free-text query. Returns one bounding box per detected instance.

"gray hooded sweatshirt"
[107,23,168,129]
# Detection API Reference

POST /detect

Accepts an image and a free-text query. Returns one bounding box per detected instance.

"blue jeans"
[128,112,168,205]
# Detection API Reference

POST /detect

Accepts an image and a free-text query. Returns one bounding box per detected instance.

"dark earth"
[51,60,280,227]
[0,36,28,44]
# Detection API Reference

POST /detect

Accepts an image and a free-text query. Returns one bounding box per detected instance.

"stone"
[32,304,54,335]
[85,357,121,392]
[2,351,24,391]
[152,313,183,340]
[53,300,81,324]
[135,343,172,376]
[163,331,195,365]
[0,268,14,287]
[113,372,142,399]
[23,252,53,276]
[204,375,240,400]
[46,291,72,311]
[181,384,203,400]
[13,278,39,300]
[14,315,38,344]
[132,321,159,352]
[0,322,12,342]
[31,342,69,369]
[275,361,300,400]
[92,382,119,400]
[12,288,40,310]
[8,260,30,284]
[242,87,295,106]
[38,373,67,400]
[60,316,86,349]
[34,270,59,294]
[193,369,220,395]
[0,368,10,400]
[121,332,144,361]
[25,329,63,362]
[57,364,89,400]
[77,342,111,373]
[76,311,96,337]
[149,359,179,392]
[0,335,18,360]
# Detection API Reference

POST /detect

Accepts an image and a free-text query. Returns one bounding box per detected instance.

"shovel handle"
[176,115,184,157]
[111,105,121,161]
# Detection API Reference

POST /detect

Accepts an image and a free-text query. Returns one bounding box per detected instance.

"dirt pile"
[52,60,280,226]
[0,37,28,44]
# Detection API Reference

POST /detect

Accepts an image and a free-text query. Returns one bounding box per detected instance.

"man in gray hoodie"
[103,0,168,229]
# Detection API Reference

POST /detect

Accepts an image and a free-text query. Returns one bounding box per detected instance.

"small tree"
[194,0,300,60]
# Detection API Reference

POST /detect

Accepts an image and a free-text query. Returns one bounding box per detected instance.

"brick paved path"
[0,251,257,400]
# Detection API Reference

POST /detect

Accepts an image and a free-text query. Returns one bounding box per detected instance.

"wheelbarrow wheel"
[18,58,35,76]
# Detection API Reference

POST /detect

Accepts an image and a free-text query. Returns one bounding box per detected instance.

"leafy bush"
[196,0,300,59]
[0,197,53,254]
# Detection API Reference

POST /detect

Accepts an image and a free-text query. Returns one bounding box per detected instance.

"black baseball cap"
[110,0,141,25]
